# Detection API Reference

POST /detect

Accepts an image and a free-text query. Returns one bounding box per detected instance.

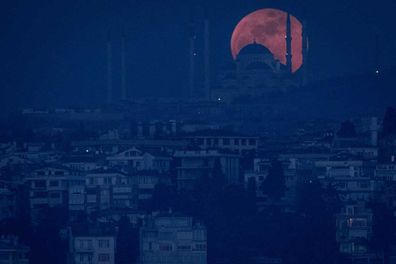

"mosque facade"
[211,13,309,102]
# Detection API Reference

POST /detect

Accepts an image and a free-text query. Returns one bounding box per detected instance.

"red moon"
[231,8,303,73]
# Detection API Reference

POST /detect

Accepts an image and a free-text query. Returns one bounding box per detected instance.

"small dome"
[245,62,272,71]
[238,42,272,56]
[221,62,236,71]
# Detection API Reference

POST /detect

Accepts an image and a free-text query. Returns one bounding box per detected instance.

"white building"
[61,156,102,172]
[0,236,29,264]
[375,163,396,182]
[184,134,259,154]
[69,226,116,264]
[244,158,270,197]
[139,214,207,264]
[315,159,378,261]
[133,171,169,204]
[314,159,376,202]
[336,201,373,257]
[0,187,16,221]
[23,166,84,223]
[106,147,171,173]
[0,155,32,170]
[174,149,240,190]
[85,169,136,213]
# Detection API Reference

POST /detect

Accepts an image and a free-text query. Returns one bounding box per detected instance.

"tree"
[293,179,341,264]
[260,159,286,201]
[116,216,139,264]
[382,107,396,138]
[369,201,395,259]
[149,183,178,212]
[337,121,357,138]
[247,177,257,198]
[29,207,68,264]
[211,158,225,187]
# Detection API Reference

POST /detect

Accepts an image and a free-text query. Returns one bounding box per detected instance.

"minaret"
[302,20,309,85]
[188,18,197,98]
[106,32,113,105]
[375,34,380,75]
[203,10,210,100]
[286,13,293,73]
[121,33,127,101]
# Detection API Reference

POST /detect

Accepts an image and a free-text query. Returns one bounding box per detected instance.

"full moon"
[231,8,303,73]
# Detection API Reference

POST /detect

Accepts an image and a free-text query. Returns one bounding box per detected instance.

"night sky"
[1,0,395,111]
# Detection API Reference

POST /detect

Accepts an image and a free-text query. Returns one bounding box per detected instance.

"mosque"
[211,13,309,102]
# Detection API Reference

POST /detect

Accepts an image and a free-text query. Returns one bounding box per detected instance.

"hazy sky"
[1,0,395,110]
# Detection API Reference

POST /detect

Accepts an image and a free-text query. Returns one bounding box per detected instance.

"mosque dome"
[238,42,272,56]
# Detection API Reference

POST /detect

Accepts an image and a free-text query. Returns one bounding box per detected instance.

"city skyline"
[1,0,395,111]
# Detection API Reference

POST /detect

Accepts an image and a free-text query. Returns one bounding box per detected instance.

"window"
[194,244,206,251]
[359,182,370,189]
[159,232,173,240]
[87,240,93,249]
[34,180,46,188]
[0,252,10,260]
[79,239,93,250]
[249,139,256,146]
[98,253,110,262]
[98,239,110,248]
[193,230,205,240]
[234,139,240,145]
[159,243,172,251]
[177,245,191,251]
[223,138,230,145]
[33,191,47,198]
[347,207,354,215]
[104,177,111,184]
[349,218,367,228]
[50,192,61,198]
[54,171,65,175]
[49,180,59,187]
